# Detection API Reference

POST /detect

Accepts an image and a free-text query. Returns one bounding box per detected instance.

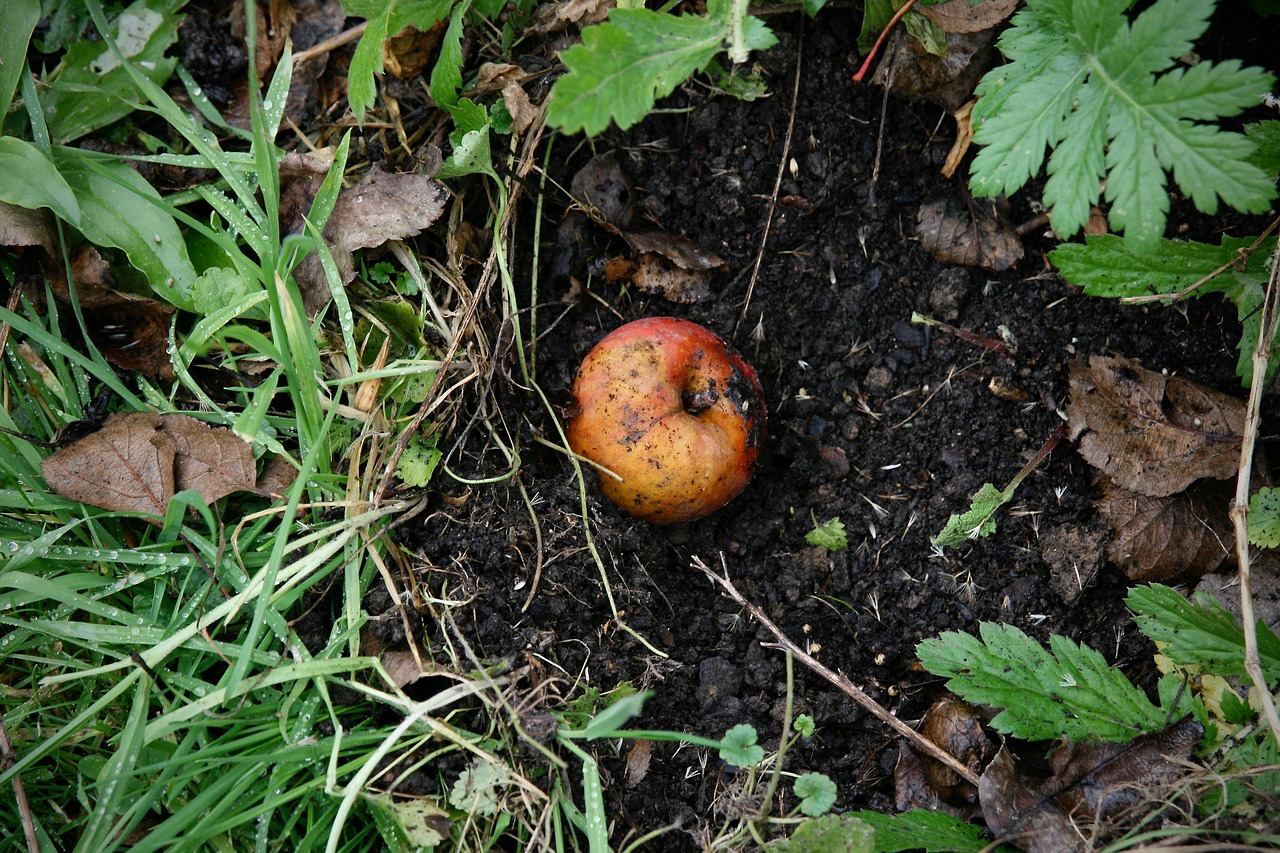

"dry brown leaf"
[527,0,614,34]
[917,189,1023,271]
[630,253,713,302]
[942,99,974,180]
[254,453,299,497]
[1096,477,1233,582]
[919,0,1019,34]
[0,201,54,250]
[46,245,175,381]
[979,748,1086,853]
[895,697,993,818]
[570,150,635,230]
[979,718,1202,853]
[380,649,433,689]
[41,412,255,518]
[1067,355,1245,498]
[872,29,998,112]
[385,21,445,79]
[294,166,449,315]
[625,740,652,788]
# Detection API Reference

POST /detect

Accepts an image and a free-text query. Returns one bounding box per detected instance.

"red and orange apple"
[566,317,766,524]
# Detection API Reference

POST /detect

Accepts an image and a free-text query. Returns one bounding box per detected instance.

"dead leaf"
[630,254,713,302]
[294,166,449,315]
[41,412,256,518]
[385,21,445,79]
[625,740,652,788]
[917,189,1023,271]
[0,201,54,250]
[979,718,1202,853]
[1042,717,1203,820]
[1067,356,1245,498]
[1096,477,1233,582]
[896,697,993,818]
[979,747,1086,853]
[279,149,335,238]
[254,453,299,497]
[570,150,635,230]
[941,99,974,180]
[527,0,615,34]
[872,29,998,112]
[46,245,175,381]
[380,649,433,689]
[919,0,1019,34]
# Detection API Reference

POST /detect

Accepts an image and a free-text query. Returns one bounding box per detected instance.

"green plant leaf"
[546,1,776,136]
[342,0,453,123]
[806,517,848,551]
[719,723,765,767]
[1246,120,1280,177]
[793,772,837,817]
[793,714,816,738]
[52,147,198,310]
[396,434,441,488]
[42,0,184,143]
[969,0,1275,249]
[1050,233,1278,385]
[1248,487,1280,548]
[0,1,40,121]
[0,137,81,225]
[931,482,1008,548]
[427,0,469,109]
[848,808,1011,852]
[437,98,495,179]
[1128,583,1280,680]
[776,813,875,852]
[917,622,1168,741]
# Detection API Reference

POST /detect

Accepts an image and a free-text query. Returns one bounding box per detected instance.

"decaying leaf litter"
[4,0,1280,850]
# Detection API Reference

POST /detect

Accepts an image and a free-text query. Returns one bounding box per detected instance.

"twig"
[739,18,803,325]
[851,0,917,83]
[1120,216,1280,305]
[1229,236,1280,744]
[293,21,369,66]
[0,720,38,853]
[693,554,982,787]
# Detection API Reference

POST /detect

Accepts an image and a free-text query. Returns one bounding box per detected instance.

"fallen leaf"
[47,245,175,381]
[872,29,999,112]
[570,150,635,230]
[41,412,256,518]
[625,739,652,788]
[254,453,299,497]
[941,100,974,180]
[917,189,1023,271]
[1067,356,1245,498]
[979,718,1203,853]
[385,21,445,79]
[0,201,54,250]
[979,747,1085,853]
[919,0,1019,34]
[527,0,615,34]
[294,166,449,315]
[895,697,993,819]
[1096,477,1233,582]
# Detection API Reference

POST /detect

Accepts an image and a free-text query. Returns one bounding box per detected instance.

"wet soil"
[382,8,1280,849]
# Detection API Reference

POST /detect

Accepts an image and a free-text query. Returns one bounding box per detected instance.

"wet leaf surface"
[41,412,255,517]
[1067,355,1245,498]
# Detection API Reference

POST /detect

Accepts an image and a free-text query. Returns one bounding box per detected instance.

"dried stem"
[694,554,981,787]
[1230,235,1280,744]
[0,720,38,853]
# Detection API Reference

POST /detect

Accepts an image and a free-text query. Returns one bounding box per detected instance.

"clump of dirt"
[390,9,1277,848]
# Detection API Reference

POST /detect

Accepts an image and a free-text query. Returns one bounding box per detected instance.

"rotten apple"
[566,317,766,524]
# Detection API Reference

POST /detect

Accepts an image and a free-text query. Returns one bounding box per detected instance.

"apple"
[566,317,766,524]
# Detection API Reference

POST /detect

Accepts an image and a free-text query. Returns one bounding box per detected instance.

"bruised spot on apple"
[566,317,766,524]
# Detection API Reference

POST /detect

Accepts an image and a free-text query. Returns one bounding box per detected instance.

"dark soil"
[377,7,1280,849]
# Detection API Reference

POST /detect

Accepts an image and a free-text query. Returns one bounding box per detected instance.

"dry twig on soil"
[694,554,982,787]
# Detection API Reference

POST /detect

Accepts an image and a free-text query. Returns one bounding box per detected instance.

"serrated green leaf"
[969,0,1276,248]
[1248,487,1280,548]
[806,517,848,551]
[931,482,1009,548]
[777,813,875,853]
[917,622,1167,741]
[428,0,469,109]
[1050,233,1278,386]
[342,0,452,123]
[449,758,505,817]
[0,137,81,225]
[1246,120,1280,177]
[793,772,837,817]
[1128,583,1280,680]
[546,4,775,136]
[42,0,184,143]
[52,147,197,310]
[437,98,495,179]
[719,723,764,767]
[396,434,441,488]
[848,808,1010,853]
